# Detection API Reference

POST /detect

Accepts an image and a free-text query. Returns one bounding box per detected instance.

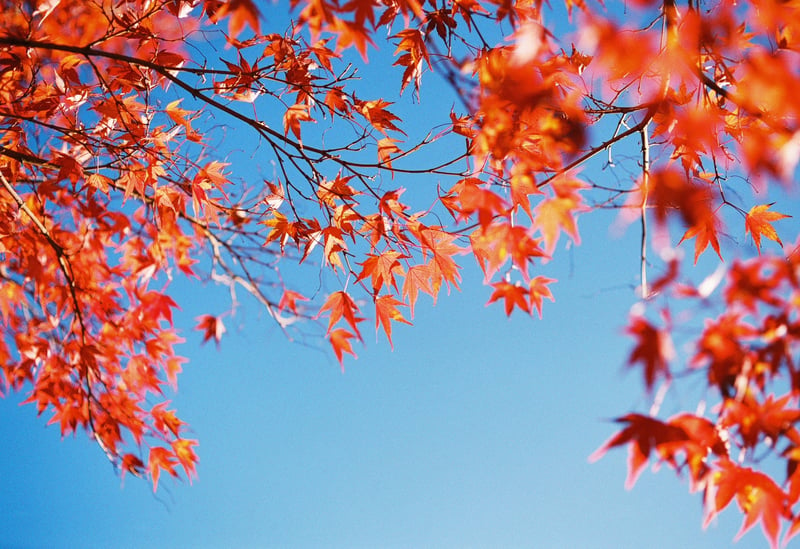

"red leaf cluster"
[1,2,799,544]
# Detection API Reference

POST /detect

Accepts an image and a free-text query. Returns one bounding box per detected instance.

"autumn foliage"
[0,0,798,544]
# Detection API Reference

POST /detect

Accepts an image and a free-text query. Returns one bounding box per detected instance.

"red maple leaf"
[487,281,531,316]
[626,316,674,392]
[706,460,788,549]
[195,314,226,347]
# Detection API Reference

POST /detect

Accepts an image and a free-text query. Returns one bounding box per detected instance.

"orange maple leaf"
[148,446,178,493]
[402,263,435,314]
[329,328,358,369]
[355,99,404,135]
[317,291,364,337]
[377,137,402,168]
[679,213,723,263]
[152,402,184,437]
[356,251,407,293]
[418,228,463,293]
[165,99,201,142]
[745,204,790,253]
[283,103,314,142]
[172,438,199,481]
[442,177,508,228]
[533,183,584,254]
[509,163,542,219]
[374,295,411,346]
[332,19,375,58]
[278,289,309,315]
[469,223,545,281]
[528,276,555,318]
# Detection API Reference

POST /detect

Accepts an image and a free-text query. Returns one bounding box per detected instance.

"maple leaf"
[533,186,584,254]
[402,263,435,314]
[321,226,347,270]
[392,28,431,94]
[509,163,543,219]
[694,313,754,397]
[164,357,185,390]
[377,137,401,168]
[354,99,405,135]
[378,189,409,219]
[417,228,463,294]
[469,223,546,281]
[121,453,145,480]
[626,316,674,392]
[329,328,358,369]
[528,276,555,318]
[679,214,723,263]
[86,173,112,194]
[278,289,309,315]
[442,177,508,228]
[374,295,411,346]
[648,169,716,228]
[317,177,358,209]
[148,446,178,493]
[745,204,790,253]
[206,0,261,37]
[450,110,476,138]
[332,19,375,58]
[172,438,199,481]
[706,460,788,549]
[487,281,531,316]
[590,414,690,489]
[356,251,407,293]
[324,87,350,114]
[263,211,302,251]
[720,394,800,450]
[317,291,364,337]
[151,402,184,437]
[195,314,226,347]
[724,260,781,312]
[165,99,201,142]
[283,103,314,142]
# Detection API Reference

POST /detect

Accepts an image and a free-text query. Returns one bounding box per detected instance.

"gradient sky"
[1,1,797,548]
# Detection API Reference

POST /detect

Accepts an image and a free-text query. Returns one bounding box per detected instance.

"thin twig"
[640,121,650,299]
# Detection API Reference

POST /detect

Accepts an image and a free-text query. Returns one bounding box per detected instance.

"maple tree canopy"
[1,0,799,545]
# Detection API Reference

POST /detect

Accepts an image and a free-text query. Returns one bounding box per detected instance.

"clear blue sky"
[1,1,796,548]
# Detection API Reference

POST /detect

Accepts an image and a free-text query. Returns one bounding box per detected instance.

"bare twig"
[640,121,650,299]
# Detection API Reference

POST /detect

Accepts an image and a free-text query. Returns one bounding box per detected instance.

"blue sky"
[1,1,798,548]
